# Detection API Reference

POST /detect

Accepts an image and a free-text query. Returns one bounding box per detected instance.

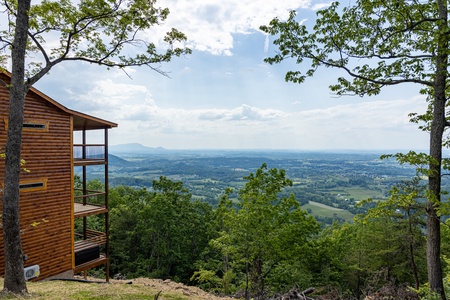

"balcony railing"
[74,189,107,218]
[74,229,107,271]
[73,144,105,159]
[73,144,106,166]
[74,229,107,247]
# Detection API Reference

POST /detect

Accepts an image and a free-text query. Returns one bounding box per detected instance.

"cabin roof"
[30,87,118,130]
[1,71,118,130]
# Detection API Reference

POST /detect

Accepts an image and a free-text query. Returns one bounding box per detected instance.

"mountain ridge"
[109,143,166,154]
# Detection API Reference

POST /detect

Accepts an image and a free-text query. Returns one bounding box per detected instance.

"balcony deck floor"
[73,158,107,166]
[74,203,108,218]
[74,255,108,273]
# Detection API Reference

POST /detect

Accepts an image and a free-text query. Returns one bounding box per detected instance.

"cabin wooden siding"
[0,73,73,279]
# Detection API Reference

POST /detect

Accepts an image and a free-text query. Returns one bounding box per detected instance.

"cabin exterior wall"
[0,73,74,279]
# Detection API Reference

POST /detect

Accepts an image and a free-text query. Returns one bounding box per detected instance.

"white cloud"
[71,79,427,150]
[69,78,149,109]
[295,98,420,130]
[150,0,312,56]
[198,104,286,121]
[311,2,333,10]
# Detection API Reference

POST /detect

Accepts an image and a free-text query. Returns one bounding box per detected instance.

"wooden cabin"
[0,71,117,281]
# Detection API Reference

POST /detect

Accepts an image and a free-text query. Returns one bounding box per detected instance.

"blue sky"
[32,0,429,150]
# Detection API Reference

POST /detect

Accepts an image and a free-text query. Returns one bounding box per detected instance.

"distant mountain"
[109,143,166,154]
[108,154,132,167]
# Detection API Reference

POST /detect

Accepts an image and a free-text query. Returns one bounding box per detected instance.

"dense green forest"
[82,154,450,299]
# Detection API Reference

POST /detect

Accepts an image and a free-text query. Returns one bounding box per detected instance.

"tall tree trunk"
[427,2,448,299]
[428,67,446,300]
[407,210,420,290]
[2,0,31,294]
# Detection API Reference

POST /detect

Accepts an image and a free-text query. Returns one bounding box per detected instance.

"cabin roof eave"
[1,71,118,131]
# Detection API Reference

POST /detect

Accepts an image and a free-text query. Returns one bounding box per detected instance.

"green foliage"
[209,164,320,299]
[260,1,437,96]
[381,152,438,177]
[190,269,222,291]
[355,177,428,291]
[296,177,428,298]
[109,177,216,283]
[99,164,431,298]
[357,177,427,222]
[0,0,191,82]
[316,218,426,299]
[105,165,429,298]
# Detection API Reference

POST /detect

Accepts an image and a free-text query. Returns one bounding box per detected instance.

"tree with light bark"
[261,0,450,298]
[0,0,190,294]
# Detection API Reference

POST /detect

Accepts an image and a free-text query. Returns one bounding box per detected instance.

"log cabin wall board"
[0,73,76,279]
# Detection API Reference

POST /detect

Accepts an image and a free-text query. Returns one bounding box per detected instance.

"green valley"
[80,145,439,225]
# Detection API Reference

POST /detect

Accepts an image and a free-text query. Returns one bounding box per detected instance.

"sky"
[31,0,430,151]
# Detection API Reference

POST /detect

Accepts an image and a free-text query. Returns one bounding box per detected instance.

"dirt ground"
[108,277,235,300]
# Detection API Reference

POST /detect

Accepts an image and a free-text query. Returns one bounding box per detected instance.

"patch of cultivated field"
[327,186,387,202]
[302,201,354,222]
[308,201,344,211]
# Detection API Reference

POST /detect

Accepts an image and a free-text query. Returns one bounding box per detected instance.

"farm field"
[302,201,355,223]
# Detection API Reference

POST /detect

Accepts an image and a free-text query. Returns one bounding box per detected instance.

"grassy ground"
[0,278,233,300]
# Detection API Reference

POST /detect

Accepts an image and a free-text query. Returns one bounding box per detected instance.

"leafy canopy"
[260,0,439,96]
[0,0,191,82]
[211,164,319,297]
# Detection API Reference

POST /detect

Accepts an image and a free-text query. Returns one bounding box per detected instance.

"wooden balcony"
[75,229,107,249]
[74,202,108,218]
[72,128,111,281]
[74,189,107,218]
[74,230,108,272]
[74,254,108,273]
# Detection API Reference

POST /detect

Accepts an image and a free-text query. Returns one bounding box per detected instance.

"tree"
[0,0,190,294]
[109,178,215,282]
[261,1,449,298]
[359,177,428,290]
[211,164,319,299]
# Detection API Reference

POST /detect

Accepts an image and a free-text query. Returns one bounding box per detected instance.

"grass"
[325,185,388,202]
[0,279,188,300]
[344,186,386,201]
[302,201,354,222]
